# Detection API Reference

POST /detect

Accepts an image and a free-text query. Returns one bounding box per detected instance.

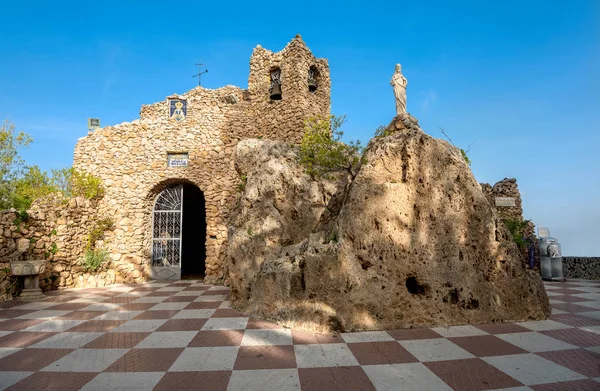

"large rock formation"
[228,116,550,332]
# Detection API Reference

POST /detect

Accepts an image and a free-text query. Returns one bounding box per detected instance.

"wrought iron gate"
[151,185,183,279]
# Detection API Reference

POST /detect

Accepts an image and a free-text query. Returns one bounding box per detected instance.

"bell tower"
[247,35,331,144]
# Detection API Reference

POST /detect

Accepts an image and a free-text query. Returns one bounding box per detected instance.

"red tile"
[46,302,91,311]
[101,296,139,304]
[6,372,97,391]
[154,371,231,391]
[425,358,523,391]
[552,302,597,313]
[386,328,442,340]
[550,314,600,327]
[67,320,125,332]
[549,288,590,295]
[0,300,23,308]
[0,309,34,318]
[83,332,151,348]
[247,317,285,329]
[347,341,418,364]
[531,379,600,391]
[183,286,210,291]
[117,303,156,311]
[188,330,244,347]
[162,296,197,302]
[201,290,230,296]
[299,367,376,391]
[54,311,105,320]
[185,301,221,310]
[541,328,600,348]
[0,348,73,371]
[449,335,528,357]
[537,348,600,378]
[105,348,184,372]
[551,294,594,303]
[157,318,208,332]
[292,330,343,344]
[474,323,532,334]
[0,331,56,347]
[132,310,180,320]
[0,318,45,331]
[211,308,245,318]
[234,345,297,369]
[144,291,174,297]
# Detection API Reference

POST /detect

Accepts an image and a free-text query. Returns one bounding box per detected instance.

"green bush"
[81,248,109,272]
[503,218,531,249]
[86,217,114,251]
[298,114,365,179]
[374,125,393,138]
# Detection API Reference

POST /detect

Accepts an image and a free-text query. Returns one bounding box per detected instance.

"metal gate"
[151,185,183,280]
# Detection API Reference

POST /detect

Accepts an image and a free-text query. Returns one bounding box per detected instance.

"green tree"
[0,120,33,209]
[298,114,365,179]
[11,165,57,211]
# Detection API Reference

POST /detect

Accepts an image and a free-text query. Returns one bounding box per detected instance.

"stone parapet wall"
[480,178,523,221]
[562,257,600,280]
[73,36,330,283]
[0,195,141,301]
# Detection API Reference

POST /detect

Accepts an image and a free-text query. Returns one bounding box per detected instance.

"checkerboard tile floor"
[1,279,599,390]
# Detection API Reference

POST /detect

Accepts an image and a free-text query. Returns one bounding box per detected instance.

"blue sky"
[1,1,598,255]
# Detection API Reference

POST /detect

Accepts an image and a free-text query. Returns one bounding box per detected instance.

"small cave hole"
[406,276,427,295]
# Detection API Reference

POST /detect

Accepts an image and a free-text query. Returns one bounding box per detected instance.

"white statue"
[390,64,408,115]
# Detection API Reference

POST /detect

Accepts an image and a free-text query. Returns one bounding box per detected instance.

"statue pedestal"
[10,260,47,301]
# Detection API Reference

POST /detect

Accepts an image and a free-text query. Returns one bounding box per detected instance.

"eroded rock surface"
[228,117,549,332]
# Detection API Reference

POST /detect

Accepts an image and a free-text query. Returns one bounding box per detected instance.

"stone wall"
[562,257,600,280]
[73,35,330,283]
[0,195,137,301]
[480,178,523,221]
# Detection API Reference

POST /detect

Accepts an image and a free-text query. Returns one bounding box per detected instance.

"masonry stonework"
[72,36,330,284]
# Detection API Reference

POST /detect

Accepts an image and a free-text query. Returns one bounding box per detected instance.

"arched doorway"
[151,183,206,280]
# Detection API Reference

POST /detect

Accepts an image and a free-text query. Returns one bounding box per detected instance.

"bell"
[270,82,282,100]
[308,78,317,92]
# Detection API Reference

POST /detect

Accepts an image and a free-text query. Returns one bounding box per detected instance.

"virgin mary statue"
[390,64,408,115]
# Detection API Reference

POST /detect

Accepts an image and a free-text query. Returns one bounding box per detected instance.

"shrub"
[81,248,109,272]
[86,217,114,251]
[53,167,105,199]
[374,125,393,138]
[503,218,531,249]
[298,114,365,179]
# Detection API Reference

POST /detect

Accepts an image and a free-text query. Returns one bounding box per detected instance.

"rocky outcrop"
[228,116,550,332]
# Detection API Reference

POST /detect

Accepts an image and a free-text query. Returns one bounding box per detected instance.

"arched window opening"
[308,66,319,93]
[269,67,282,100]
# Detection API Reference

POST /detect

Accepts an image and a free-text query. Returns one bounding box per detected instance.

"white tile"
[94,311,144,321]
[110,319,167,332]
[190,283,210,287]
[363,363,453,391]
[156,287,186,292]
[516,320,572,331]
[173,291,203,297]
[548,299,565,304]
[146,283,170,287]
[208,286,230,291]
[80,303,122,311]
[30,332,105,349]
[202,317,248,330]
[586,346,600,355]
[41,348,129,372]
[576,301,600,310]
[131,296,168,303]
[483,353,587,385]
[0,371,33,390]
[227,368,299,391]
[399,338,475,362]
[106,286,135,292]
[14,302,57,310]
[580,311,600,320]
[241,329,293,346]
[496,332,578,352]
[173,310,216,319]
[16,310,70,319]
[67,298,104,303]
[135,331,197,348]
[22,319,86,332]
[219,301,231,308]
[148,302,189,311]
[431,325,489,338]
[193,295,227,302]
[294,344,359,368]
[116,291,149,297]
[0,331,14,338]
[341,331,395,343]
[544,291,564,297]
[169,347,239,371]
[571,286,600,293]
[80,371,164,391]
[0,347,21,359]
[572,293,600,300]
[581,326,600,335]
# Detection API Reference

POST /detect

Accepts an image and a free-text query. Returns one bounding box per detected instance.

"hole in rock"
[406,276,427,295]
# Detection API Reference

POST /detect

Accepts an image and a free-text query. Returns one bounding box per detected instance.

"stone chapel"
[73,35,331,283]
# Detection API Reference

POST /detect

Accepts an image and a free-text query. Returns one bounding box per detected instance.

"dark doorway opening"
[181,183,206,279]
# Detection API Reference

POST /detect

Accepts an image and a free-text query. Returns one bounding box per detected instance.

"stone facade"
[72,36,330,284]
[562,257,600,280]
[0,196,120,301]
